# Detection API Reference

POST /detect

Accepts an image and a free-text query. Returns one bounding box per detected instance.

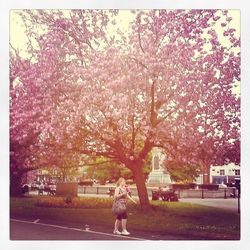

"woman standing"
[113,177,137,235]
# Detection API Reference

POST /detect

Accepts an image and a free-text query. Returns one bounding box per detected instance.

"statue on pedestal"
[153,155,160,170]
[147,147,172,186]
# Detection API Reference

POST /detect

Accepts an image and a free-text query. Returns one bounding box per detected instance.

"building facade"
[210,163,240,185]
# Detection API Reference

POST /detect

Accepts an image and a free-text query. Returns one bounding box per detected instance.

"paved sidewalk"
[78,193,239,212]
[179,198,239,212]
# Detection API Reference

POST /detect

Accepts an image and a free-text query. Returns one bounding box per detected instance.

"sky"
[10,10,241,96]
[10,10,240,56]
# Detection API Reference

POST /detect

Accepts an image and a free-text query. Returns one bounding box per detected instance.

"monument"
[147,147,172,186]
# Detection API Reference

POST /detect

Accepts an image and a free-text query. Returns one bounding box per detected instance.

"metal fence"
[78,186,238,199]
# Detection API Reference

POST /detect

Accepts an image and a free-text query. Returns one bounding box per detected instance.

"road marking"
[10,218,147,241]
[82,229,146,240]
[33,219,40,223]
[69,227,83,231]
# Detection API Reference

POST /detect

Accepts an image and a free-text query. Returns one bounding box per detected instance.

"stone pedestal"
[147,170,172,185]
[147,147,173,186]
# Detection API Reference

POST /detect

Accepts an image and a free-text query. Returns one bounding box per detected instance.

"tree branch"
[138,29,145,53]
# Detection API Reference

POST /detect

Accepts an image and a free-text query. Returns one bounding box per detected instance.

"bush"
[99,180,106,185]
[35,197,113,209]
[171,183,196,190]
[198,184,219,190]
[78,180,94,186]
[126,179,135,185]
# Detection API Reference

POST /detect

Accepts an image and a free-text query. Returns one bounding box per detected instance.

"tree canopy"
[10,10,240,206]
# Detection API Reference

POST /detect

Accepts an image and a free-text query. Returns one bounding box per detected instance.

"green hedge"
[35,196,137,209]
[171,183,196,190]
[198,184,219,190]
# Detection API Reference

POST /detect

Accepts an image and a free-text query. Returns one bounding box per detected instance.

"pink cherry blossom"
[10,10,240,206]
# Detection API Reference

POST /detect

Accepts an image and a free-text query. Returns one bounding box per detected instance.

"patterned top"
[116,187,127,203]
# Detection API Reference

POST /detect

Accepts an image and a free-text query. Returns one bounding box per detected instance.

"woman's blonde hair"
[116,177,125,187]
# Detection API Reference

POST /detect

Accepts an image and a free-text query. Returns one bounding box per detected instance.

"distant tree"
[85,153,152,184]
[165,161,201,183]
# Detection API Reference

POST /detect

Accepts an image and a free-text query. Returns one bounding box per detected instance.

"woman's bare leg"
[121,219,127,231]
[114,219,121,231]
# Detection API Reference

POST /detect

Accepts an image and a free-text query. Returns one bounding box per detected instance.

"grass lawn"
[10,196,240,240]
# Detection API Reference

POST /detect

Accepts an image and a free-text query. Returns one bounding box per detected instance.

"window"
[235,169,240,176]
[220,169,225,175]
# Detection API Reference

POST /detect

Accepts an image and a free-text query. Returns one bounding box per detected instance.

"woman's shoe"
[113,229,122,235]
[121,230,130,235]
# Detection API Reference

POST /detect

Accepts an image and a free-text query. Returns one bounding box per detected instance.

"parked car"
[218,183,227,188]
[21,184,29,194]
[152,188,178,202]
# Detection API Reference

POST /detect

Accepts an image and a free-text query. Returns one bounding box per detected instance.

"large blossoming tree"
[10,10,240,207]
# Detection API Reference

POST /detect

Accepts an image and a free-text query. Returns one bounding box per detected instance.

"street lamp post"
[235,178,240,214]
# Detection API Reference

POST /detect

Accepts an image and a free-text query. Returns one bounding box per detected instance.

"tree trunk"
[10,172,23,197]
[132,164,150,210]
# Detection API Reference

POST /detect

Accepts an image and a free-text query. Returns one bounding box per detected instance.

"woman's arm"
[127,193,137,204]
[114,187,125,199]
[114,187,120,199]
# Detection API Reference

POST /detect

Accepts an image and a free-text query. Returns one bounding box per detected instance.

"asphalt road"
[10,219,141,240]
[10,218,191,241]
